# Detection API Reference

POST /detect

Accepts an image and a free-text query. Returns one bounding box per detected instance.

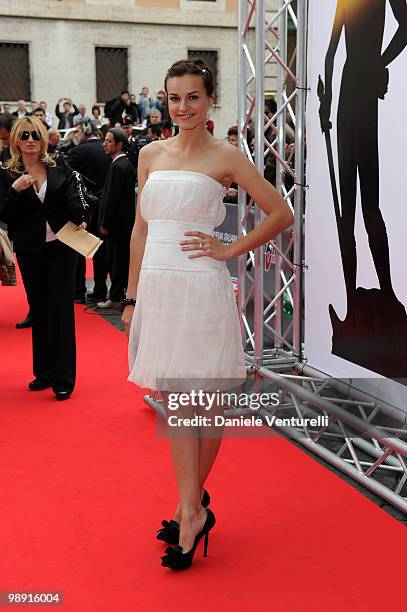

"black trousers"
[75,255,87,299]
[75,244,108,299]
[17,240,78,392]
[92,240,108,298]
[106,234,131,302]
[75,214,108,299]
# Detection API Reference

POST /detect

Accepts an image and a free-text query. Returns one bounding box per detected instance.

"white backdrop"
[305,0,407,409]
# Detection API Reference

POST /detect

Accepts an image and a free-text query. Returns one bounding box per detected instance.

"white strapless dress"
[127,170,247,391]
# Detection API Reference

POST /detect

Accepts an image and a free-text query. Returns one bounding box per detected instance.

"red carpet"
[1,279,406,611]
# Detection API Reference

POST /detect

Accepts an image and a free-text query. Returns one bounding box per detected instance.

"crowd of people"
[0,86,167,128]
[0,88,174,159]
[1,91,296,178]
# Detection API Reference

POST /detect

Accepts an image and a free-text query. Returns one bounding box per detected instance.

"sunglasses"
[20,130,41,141]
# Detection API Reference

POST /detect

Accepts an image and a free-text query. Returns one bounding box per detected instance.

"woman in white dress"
[123,60,293,570]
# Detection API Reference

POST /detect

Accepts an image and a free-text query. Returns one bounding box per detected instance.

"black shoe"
[74,297,86,304]
[55,390,72,401]
[156,489,210,545]
[16,313,32,329]
[29,377,51,391]
[160,508,216,570]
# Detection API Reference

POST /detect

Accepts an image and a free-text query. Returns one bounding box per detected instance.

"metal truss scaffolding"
[237,0,407,514]
[238,0,306,364]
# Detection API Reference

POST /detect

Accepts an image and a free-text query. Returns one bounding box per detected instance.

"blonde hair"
[7,116,56,175]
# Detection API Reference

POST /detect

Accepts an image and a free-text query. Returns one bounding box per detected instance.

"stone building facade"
[0,0,248,136]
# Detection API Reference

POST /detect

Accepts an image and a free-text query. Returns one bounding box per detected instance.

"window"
[187,50,219,100]
[95,47,128,103]
[0,43,31,101]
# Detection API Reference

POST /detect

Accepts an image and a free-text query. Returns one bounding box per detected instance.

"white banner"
[305,0,407,408]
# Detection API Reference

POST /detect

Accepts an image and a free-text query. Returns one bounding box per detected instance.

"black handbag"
[66,169,99,225]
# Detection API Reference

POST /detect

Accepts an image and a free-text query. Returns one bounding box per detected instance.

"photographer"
[55,98,79,130]
[104,91,140,126]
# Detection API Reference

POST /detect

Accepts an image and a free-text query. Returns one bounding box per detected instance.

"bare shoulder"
[212,138,244,161]
[209,139,248,177]
[138,139,165,166]
[198,137,229,157]
[210,137,232,153]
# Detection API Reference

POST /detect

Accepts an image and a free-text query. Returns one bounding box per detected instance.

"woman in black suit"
[0,117,82,400]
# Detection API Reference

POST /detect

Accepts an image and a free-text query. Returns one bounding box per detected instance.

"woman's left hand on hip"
[180,231,231,261]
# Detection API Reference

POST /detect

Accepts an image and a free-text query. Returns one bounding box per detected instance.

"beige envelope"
[56,221,103,258]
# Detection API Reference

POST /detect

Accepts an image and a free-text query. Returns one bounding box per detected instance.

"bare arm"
[226,148,293,258]
[55,101,63,119]
[382,0,407,67]
[121,146,152,335]
[181,146,293,261]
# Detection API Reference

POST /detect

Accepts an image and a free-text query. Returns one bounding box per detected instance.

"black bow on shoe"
[161,545,184,568]
[156,519,180,544]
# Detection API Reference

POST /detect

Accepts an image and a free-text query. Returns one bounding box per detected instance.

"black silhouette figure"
[318,0,407,379]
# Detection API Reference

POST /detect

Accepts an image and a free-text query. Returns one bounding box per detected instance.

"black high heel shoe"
[161,507,216,570]
[156,489,210,545]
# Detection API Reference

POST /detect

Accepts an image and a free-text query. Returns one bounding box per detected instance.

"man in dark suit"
[97,128,136,308]
[12,100,31,119]
[55,98,79,130]
[68,122,112,302]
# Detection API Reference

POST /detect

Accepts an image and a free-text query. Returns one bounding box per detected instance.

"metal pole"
[293,0,307,359]
[254,0,265,365]
[274,0,288,348]
[238,0,248,345]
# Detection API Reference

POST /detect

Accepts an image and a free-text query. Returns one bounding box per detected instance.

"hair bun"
[192,59,210,74]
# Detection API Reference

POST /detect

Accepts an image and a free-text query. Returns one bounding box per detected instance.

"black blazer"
[12,110,32,118]
[0,160,75,254]
[99,155,136,236]
[67,139,111,195]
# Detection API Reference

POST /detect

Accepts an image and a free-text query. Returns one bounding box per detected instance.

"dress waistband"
[141,219,226,272]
